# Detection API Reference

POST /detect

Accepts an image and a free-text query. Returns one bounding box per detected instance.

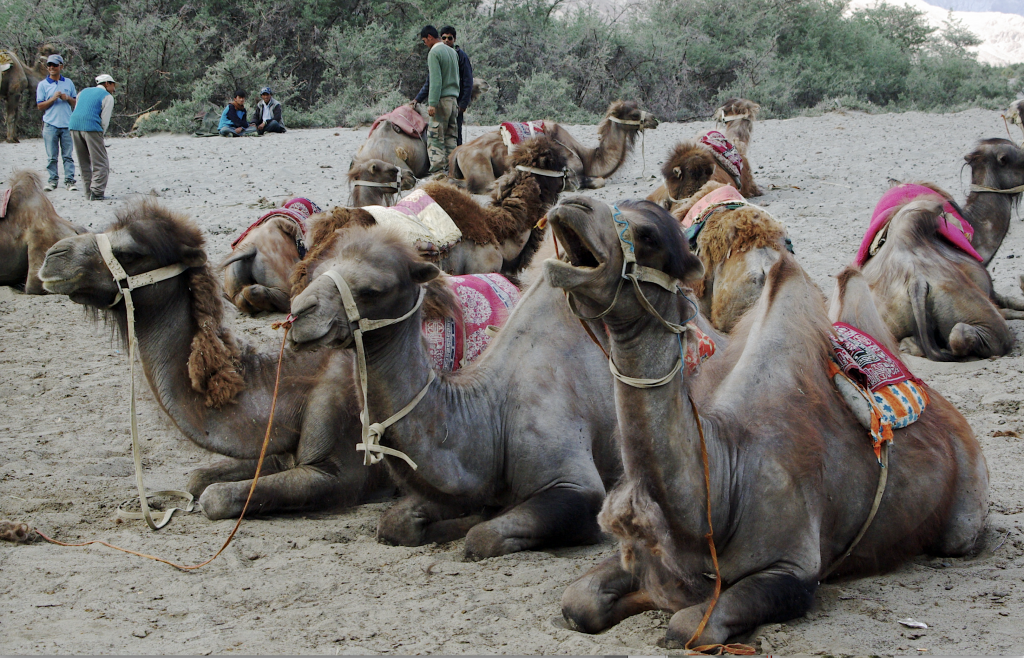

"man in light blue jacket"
[69,74,117,200]
[35,54,77,191]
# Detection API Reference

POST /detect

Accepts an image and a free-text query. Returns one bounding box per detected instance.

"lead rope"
[93,233,194,530]
[33,320,293,570]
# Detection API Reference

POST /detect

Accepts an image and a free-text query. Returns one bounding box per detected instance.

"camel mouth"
[548,205,604,272]
[39,272,83,293]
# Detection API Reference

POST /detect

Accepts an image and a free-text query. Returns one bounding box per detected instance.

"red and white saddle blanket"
[230,197,321,258]
[422,273,521,371]
[700,130,744,187]
[500,121,546,152]
[854,183,981,266]
[0,188,10,219]
[828,322,929,459]
[369,105,428,140]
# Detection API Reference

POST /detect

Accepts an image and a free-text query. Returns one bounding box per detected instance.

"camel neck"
[605,301,726,545]
[577,124,637,180]
[963,175,1013,265]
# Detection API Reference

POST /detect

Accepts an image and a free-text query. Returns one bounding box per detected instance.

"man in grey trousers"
[69,73,116,200]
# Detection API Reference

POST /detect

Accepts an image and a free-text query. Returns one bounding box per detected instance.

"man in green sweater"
[420,25,460,174]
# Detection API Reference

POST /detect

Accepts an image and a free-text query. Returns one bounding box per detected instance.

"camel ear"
[409,260,440,284]
[997,152,1009,166]
[368,162,377,174]
[672,166,682,179]
[181,247,207,268]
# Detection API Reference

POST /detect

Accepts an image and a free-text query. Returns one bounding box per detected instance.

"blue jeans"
[219,125,257,137]
[42,123,75,184]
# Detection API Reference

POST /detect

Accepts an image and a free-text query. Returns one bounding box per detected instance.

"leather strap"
[969,183,1024,194]
[94,233,194,529]
[822,441,890,578]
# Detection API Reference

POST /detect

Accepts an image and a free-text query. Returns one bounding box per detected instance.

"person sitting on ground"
[255,87,286,135]
[218,90,256,137]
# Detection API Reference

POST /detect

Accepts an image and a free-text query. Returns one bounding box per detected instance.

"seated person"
[218,90,256,136]
[256,87,286,134]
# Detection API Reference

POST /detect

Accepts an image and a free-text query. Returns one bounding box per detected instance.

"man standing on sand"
[420,25,460,174]
[415,25,473,145]
[69,74,116,201]
[35,54,78,192]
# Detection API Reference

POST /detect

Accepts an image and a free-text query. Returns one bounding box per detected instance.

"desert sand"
[1,109,1023,654]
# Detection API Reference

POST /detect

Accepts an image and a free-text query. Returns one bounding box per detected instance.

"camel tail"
[449,147,463,180]
[220,245,257,268]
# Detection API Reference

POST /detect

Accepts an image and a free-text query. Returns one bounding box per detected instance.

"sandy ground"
[1,109,1023,655]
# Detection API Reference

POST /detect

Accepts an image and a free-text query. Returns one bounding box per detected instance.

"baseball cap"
[260,87,272,95]
[46,54,64,66]
[95,74,116,84]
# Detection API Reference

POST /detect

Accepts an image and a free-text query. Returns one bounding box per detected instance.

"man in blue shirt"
[35,54,78,191]
[69,74,117,200]
[414,26,473,145]
[218,91,257,137]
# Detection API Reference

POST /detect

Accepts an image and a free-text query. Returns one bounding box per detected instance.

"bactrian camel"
[1,170,84,293]
[546,197,987,646]
[649,98,762,207]
[347,158,416,208]
[449,100,658,194]
[1,47,49,143]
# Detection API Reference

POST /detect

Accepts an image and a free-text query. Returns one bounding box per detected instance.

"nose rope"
[94,232,194,530]
[321,268,428,469]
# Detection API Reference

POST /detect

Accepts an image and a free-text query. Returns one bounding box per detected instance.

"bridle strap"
[970,183,1024,194]
[352,180,400,189]
[607,111,648,127]
[94,232,194,529]
[515,164,566,178]
[321,268,426,469]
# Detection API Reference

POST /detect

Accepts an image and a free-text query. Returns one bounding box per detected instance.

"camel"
[959,138,1024,265]
[347,159,416,208]
[448,100,659,194]
[285,224,627,559]
[649,99,762,207]
[1,170,83,293]
[860,192,1024,361]
[671,180,790,332]
[545,197,987,646]
[222,198,320,315]
[294,136,567,288]
[0,47,48,143]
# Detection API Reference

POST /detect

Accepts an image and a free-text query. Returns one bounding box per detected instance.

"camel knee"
[242,284,290,314]
[561,556,642,634]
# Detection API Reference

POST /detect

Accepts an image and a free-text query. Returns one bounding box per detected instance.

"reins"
[320,268,427,469]
[94,233,194,529]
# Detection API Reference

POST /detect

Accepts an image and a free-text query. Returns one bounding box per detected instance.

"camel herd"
[4,97,1024,647]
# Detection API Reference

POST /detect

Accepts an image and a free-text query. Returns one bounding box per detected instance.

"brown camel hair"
[112,200,245,407]
[1,170,83,293]
[648,141,717,208]
[1,47,50,143]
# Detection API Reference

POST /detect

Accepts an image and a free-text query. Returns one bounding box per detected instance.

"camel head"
[347,158,416,207]
[965,138,1024,198]
[544,197,702,327]
[39,200,207,308]
[288,226,439,350]
[498,134,569,202]
[661,141,716,201]
[603,100,659,133]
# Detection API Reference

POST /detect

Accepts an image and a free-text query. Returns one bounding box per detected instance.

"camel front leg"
[376,495,486,546]
[187,454,292,499]
[562,553,656,633]
[197,460,355,520]
[663,568,816,648]
[463,485,604,559]
[5,93,19,143]
[909,277,957,361]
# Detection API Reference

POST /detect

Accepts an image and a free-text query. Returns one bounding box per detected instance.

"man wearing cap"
[255,87,286,135]
[35,54,78,192]
[419,25,460,174]
[69,74,117,201]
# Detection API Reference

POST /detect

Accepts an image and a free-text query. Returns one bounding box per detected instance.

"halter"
[320,268,428,469]
[563,204,701,388]
[94,233,194,529]
[607,111,649,176]
[515,164,569,192]
[352,168,404,191]
[969,183,1024,194]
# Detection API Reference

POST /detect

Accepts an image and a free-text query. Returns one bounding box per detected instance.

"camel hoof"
[376,506,428,546]
[198,485,240,521]
[464,524,519,559]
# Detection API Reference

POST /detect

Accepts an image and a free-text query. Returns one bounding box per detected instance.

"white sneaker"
[66,181,79,191]
[43,182,57,192]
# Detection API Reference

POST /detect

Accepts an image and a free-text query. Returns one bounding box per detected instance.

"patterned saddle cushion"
[422,273,521,371]
[364,189,463,254]
[500,121,546,152]
[700,130,744,185]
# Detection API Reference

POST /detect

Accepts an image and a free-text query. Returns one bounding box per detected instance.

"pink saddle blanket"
[854,184,981,266]
[500,121,546,146]
[700,130,744,185]
[422,273,521,371]
[680,184,746,229]
[230,197,321,257]
[370,105,428,140]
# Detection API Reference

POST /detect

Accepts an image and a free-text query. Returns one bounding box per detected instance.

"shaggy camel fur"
[38,199,396,519]
[1,170,83,293]
[449,100,658,194]
[861,193,1024,361]
[347,158,416,208]
[1,47,48,143]
[546,197,987,645]
[295,137,567,287]
[287,225,628,558]
[671,180,790,332]
[222,215,305,314]
[649,99,762,207]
